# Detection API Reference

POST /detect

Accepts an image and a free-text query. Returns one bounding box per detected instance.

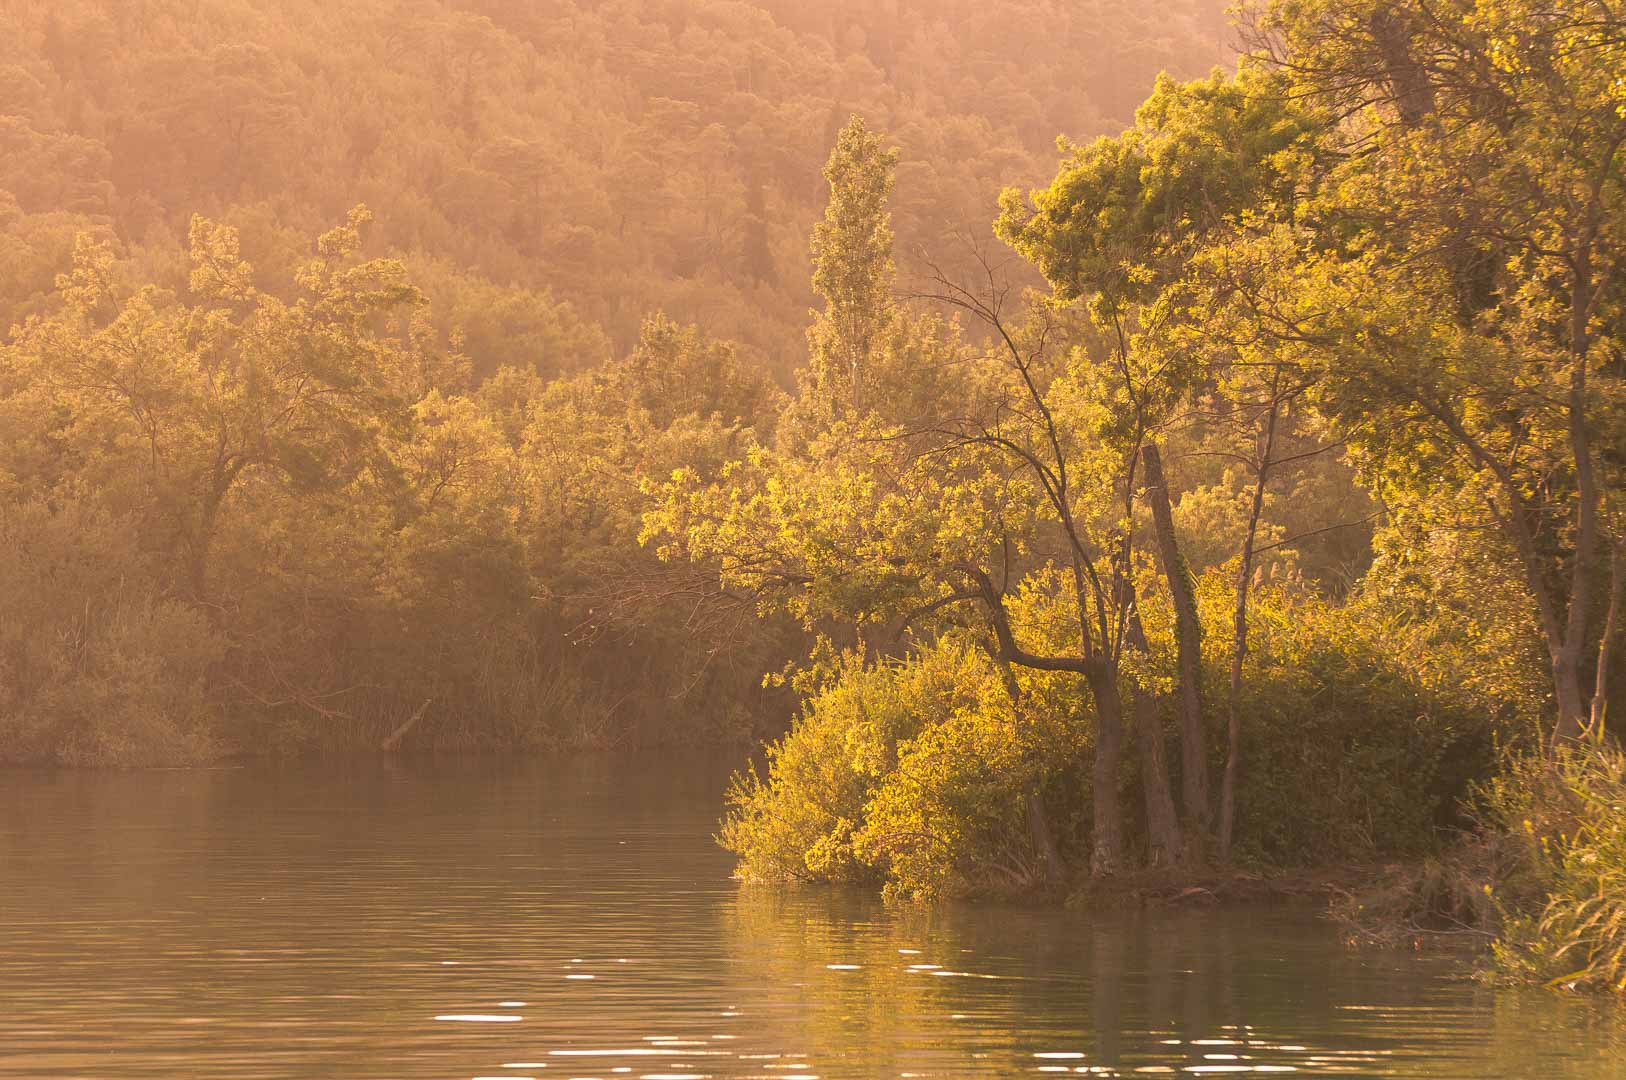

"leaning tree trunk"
[1219,395,1280,863]
[1141,441,1209,851]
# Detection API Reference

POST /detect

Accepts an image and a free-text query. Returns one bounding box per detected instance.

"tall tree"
[1241,0,1626,744]
[807,116,899,417]
[5,207,422,598]
[997,64,1323,850]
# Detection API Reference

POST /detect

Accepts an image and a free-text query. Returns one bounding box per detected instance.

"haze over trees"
[0,0,1227,373]
[0,0,1229,759]
[1,0,1623,993]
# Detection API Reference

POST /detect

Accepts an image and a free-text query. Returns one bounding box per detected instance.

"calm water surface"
[2,756,1623,1079]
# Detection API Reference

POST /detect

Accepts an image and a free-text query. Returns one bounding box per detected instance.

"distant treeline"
[0,209,805,760]
[0,0,1226,376]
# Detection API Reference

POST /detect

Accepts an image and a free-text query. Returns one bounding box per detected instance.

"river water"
[2,756,1623,1079]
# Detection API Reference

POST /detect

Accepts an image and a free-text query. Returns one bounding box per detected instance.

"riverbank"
[1072,861,1399,910]
[1059,744,1626,998]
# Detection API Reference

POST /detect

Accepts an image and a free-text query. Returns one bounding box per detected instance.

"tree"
[615,313,779,430]
[806,116,899,416]
[4,206,422,598]
[996,63,1324,854]
[1240,0,1626,744]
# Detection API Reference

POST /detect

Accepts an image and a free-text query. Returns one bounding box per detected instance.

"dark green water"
[2,756,1623,1079]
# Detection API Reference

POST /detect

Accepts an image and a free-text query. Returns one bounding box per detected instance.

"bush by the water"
[1216,581,1496,862]
[721,642,1087,900]
[1487,745,1626,993]
[722,578,1500,898]
[1330,743,1626,996]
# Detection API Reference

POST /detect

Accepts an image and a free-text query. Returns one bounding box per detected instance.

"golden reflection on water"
[1,757,1623,1079]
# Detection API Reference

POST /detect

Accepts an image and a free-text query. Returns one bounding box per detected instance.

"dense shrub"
[0,499,223,766]
[720,570,1501,896]
[1219,581,1498,862]
[1332,742,1626,998]
[721,641,1088,897]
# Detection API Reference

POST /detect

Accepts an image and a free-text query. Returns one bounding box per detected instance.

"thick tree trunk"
[1553,651,1590,745]
[1489,482,1591,748]
[1085,662,1126,877]
[1134,691,1183,868]
[1141,441,1209,847]
[1494,484,1592,748]
[1554,254,1602,747]
[1367,8,1438,125]
[1126,608,1184,867]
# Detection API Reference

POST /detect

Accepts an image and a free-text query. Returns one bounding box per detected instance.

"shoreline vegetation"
[2,0,1623,995]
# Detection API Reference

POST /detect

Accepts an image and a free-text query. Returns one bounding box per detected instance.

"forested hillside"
[0,0,1226,375]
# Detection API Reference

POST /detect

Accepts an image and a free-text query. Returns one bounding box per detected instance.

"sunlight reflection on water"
[1,755,1623,1079]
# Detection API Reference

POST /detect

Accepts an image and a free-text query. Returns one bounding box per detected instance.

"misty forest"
[2,0,1626,1076]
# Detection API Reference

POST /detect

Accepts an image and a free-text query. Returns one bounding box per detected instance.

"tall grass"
[1332,740,1626,996]
[1489,743,1626,993]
